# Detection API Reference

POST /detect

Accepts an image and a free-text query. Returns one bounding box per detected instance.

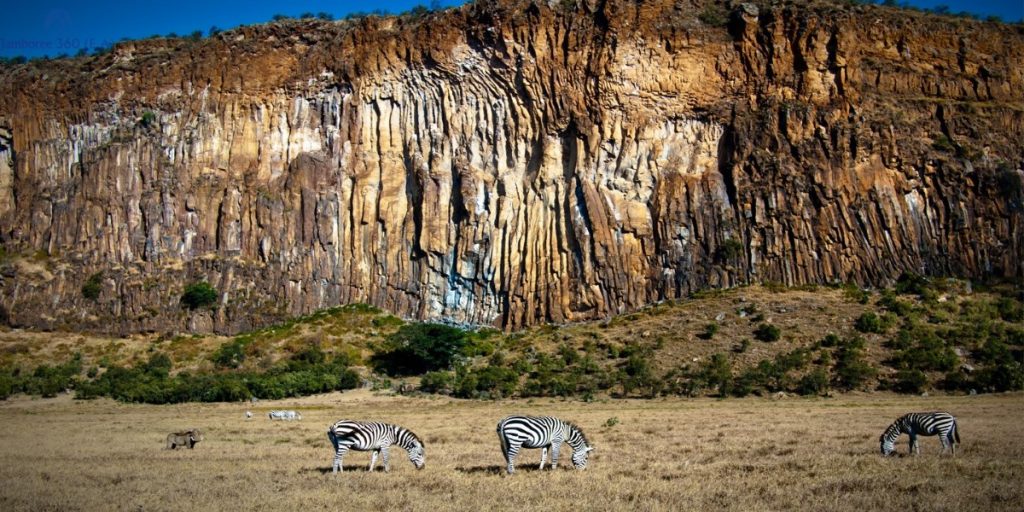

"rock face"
[0,0,1021,334]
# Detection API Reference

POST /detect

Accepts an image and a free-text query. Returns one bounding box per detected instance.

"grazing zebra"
[879,412,960,456]
[327,420,425,473]
[496,415,594,474]
[268,410,301,421]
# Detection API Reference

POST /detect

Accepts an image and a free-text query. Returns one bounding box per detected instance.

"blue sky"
[1,1,1021,59]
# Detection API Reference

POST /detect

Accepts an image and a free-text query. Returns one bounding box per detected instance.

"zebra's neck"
[393,426,421,450]
[882,422,903,443]
[566,425,589,451]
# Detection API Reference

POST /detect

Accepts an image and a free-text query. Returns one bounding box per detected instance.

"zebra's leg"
[539,446,548,470]
[333,445,350,473]
[381,445,391,472]
[550,440,562,470]
[506,442,520,474]
[939,432,950,455]
[909,434,919,456]
[369,449,379,471]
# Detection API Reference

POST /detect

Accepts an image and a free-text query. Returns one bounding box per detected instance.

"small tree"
[754,323,781,342]
[81,272,103,300]
[181,281,218,310]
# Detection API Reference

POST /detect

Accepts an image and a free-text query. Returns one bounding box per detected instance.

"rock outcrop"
[0,0,1021,333]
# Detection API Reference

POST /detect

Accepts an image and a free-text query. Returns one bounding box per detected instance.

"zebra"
[879,412,960,456]
[496,415,594,474]
[268,410,301,421]
[327,420,425,473]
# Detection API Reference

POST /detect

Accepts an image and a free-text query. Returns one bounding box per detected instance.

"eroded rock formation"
[0,0,1021,333]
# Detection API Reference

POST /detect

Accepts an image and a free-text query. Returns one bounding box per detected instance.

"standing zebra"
[327,420,425,473]
[879,412,960,456]
[496,415,594,474]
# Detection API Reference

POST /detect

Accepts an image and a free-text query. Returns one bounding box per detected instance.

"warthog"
[166,428,203,449]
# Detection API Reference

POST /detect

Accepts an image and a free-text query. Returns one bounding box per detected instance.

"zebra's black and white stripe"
[496,415,593,474]
[327,420,425,473]
[879,412,960,456]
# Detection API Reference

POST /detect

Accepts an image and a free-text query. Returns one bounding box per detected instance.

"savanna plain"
[0,390,1021,511]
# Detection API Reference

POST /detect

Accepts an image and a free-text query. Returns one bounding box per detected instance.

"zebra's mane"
[397,425,423,447]
[566,421,589,447]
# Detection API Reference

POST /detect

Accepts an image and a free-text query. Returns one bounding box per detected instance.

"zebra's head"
[566,422,593,469]
[572,445,594,469]
[879,422,900,456]
[407,442,425,470]
[879,435,896,456]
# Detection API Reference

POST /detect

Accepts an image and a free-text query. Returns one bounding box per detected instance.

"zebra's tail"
[496,421,510,464]
[953,419,960,445]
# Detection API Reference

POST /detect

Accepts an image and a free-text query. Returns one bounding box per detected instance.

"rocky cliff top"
[0,0,1022,334]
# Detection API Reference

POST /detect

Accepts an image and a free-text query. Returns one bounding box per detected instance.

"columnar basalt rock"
[0,0,1021,333]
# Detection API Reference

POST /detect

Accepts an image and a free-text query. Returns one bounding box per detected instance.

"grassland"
[0,390,1021,511]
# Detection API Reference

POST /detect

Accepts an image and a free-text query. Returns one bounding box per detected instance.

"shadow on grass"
[456,464,560,475]
[301,466,376,474]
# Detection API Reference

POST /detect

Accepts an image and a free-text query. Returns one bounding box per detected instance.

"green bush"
[698,323,720,340]
[81,272,103,300]
[854,312,885,333]
[371,323,468,376]
[797,368,831,396]
[889,369,928,394]
[419,371,455,394]
[834,336,877,390]
[698,5,729,27]
[181,281,218,310]
[996,297,1024,322]
[842,283,871,304]
[891,330,958,372]
[212,338,247,368]
[754,323,781,342]
[454,365,519,399]
[877,292,914,316]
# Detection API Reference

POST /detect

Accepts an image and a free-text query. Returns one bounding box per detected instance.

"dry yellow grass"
[1,391,1021,511]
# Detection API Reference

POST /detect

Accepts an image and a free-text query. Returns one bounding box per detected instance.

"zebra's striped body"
[879,412,960,456]
[327,420,425,473]
[496,415,593,474]
[268,410,301,421]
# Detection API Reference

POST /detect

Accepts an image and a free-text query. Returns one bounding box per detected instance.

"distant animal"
[245,411,253,419]
[268,410,301,421]
[880,412,960,456]
[166,428,203,449]
[327,420,425,473]
[497,415,593,474]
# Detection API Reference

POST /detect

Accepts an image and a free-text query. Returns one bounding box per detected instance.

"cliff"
[0,0,1022,334]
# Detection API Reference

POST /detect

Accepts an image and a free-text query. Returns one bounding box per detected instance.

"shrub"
[212,338,247,368]
[698,322,720,340]
[140,111,157,128]
[419,371,455,394]
[834,336,877,390]
[454,365,519,399]
[734,338,751,353]
[181,281,218,310]
[698,5,729,27]
[618,354,659,397]
[854,312,886,333]
[842,283,871,304]
[797,368,830,396]
[889,369,928,394]
[891,330,958,372]
[996,297,1024,322]
[716,239,744,263]
[754,323,781,342]
[698,353,733,397]
[821,333,841,347]
[894,272,932,296]
[81,272,103,300]
[371,323,468,376]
